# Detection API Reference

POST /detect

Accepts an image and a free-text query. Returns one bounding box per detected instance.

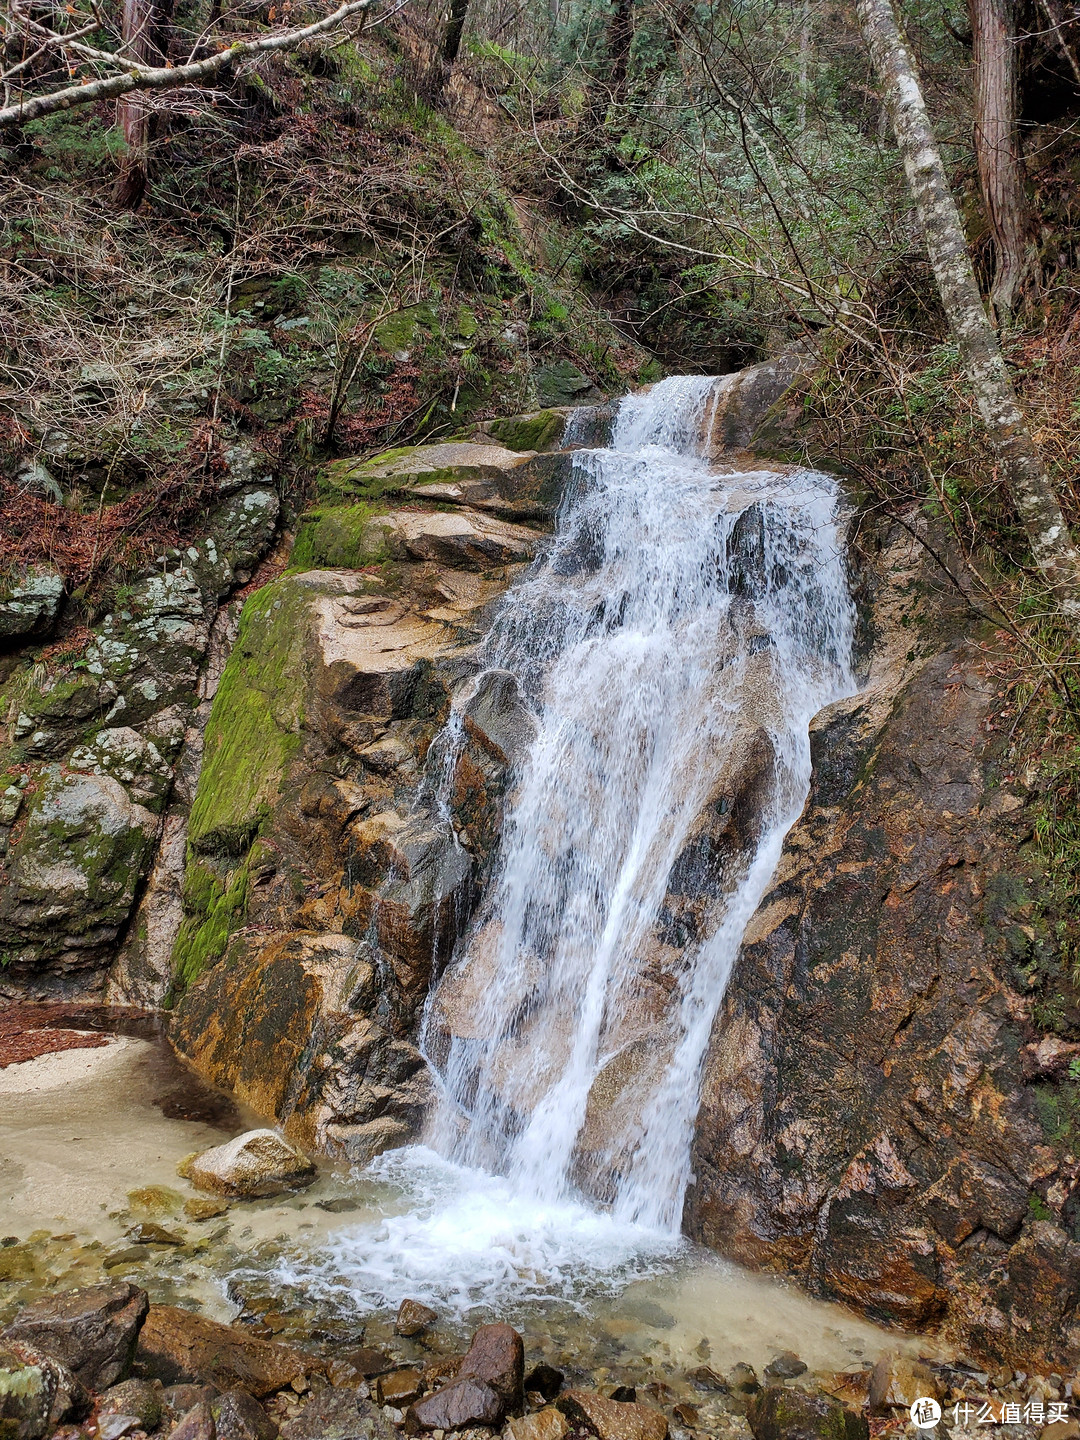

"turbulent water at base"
[302,375,858,1317]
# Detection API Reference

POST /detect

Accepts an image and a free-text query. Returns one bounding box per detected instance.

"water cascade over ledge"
[296,374,858,1315]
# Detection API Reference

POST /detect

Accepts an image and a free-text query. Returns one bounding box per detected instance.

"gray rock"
[456,1322,524,1418]
[2,1281,149,1390]
[763,1352,808,1381]
[213,1387,279,1440]
[408,1376,502,1431]
[533,360,602,408]
[14,459,62,504]
[0,566,64,642]
[68,726,174,812]
[279,1389,394,1440]
[100,1376,164,1429]
[169,1399,216,1440]
[163,1383,220,1420]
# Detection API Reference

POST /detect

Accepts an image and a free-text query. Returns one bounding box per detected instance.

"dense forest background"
[3,0,1080,1026]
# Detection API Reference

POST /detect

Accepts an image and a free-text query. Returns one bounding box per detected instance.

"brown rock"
[555,1389,668,1440]
[100,1377,163,1430]
[506,1409,570,1440]
[0,1339,91,1439]
[457,1322,524,1417]
[673,1403,699,1427]
[168,1400,216,1440]
[136,1307,315,1397]
[408,1376,502,1431]
[326,1347,394,1388]
[278,1389,394,1440]
[375,1369,424,1407]
[747,1386,868,1440]
[185,1198,231,1222]
[3,1281,149,1390]
[394,1300,437,1338]
[868,1356,941,1412]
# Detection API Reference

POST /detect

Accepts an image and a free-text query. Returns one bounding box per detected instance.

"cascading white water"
[295,375,857,1316]
[421,374,856,1232]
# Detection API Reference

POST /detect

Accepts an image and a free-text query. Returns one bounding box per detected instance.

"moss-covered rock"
[487,409,566,452]
[0,766,160,976]
[290,504,392,571]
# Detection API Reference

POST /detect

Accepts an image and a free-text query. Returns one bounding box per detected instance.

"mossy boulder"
[0,766,160,975]
[747,1386,867,1440]
[0,567,64,646]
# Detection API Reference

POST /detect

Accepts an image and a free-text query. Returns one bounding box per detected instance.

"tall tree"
[970,0,1028,318]
[855,0,1080,624]
[115,0,175,208]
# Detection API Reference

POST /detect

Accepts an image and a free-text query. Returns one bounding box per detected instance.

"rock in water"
[556,1390,668,1440]
[183,1131,316,1198]
[375,1369,423,1407]
[0,1339,90,1439]
[393,1299,437,1337]
[408,1376,502,1431]
[169,1400,216,1440]
[456,1322,524,1416]
[764,1353,808,1380]
[136,1307,314,1396]
[213,1387,280,1440]
[2,1281,149,1389]
[747,1385,868,1440]
[506,1409,570,1440]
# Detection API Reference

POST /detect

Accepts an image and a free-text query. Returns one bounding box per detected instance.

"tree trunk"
[855,0,1080,624]
[114,0,174,208]
[579,0,634,132]
[441,0,470,65]
[970,0,1028,318]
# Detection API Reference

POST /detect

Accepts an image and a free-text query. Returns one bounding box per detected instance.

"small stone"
[868,1356,941,1411]
[610,1387,637,1402]
[1042,1423,1080,1440]
[185,1198,231,1222]
[164,1384,220,1419]
[315,1199,360,1214]
[169,1400,216,1440]
[524,1364,564,1402]
[729,1364,760,1395]
[409,1377,502,1432]
[128,1186,185,1219]
[764,1352,808,1380]
[185,1131,316,1199]
[2,1281,149,1390]
[506,1409,570,1440]
[395,1300,438,1338]
[747,1386,868,1440]
[278,1389,393,1440]
[213,1387,280,1440]
[96,1416,143,1440]
[326,1347,394,1386]
[456,1323,524,1417]
[673,1403,699,1426]
[376,1368,424,1406]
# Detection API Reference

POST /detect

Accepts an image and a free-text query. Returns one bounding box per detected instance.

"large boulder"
[135,1307,316,1396]
[2,1280,149,1390]
[183,1130,316,1198]
[408,1377,502,1432]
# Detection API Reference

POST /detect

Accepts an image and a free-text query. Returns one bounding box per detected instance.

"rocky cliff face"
[684,521,1080,1370]
[167,417,576,1162]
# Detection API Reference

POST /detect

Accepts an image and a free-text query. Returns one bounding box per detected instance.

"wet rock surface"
[183,1132,315,1200]
[2,1280,148,1390]
[686,523,1080,1368]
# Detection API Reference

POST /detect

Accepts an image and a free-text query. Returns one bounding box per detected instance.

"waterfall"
[423,374,856,1230]
[301,374,857,1316]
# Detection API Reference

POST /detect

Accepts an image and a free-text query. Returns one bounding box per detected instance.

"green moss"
[290,503,390,570]
[172,859,251,992]
[316,450,415,502]
[187,577,310,857]
[489,410,563,452]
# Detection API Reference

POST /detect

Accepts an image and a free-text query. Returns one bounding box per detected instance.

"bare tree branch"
[0,0,379,127]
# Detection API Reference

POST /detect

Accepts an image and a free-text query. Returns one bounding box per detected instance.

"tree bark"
[970,0,1028,318]
[579,0,634,132]
[441,0,470,66]
[856,0,1080,624]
